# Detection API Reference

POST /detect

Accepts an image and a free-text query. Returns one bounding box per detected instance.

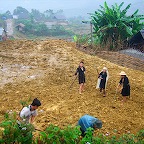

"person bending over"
[77,114,102,137]
[17,98,41,125]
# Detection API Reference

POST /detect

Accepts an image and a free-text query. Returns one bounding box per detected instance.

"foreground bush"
[0,114,144,144]
[0,113,34,144]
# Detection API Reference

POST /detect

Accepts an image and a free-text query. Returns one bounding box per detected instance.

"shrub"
[0,113,144,144]
[39,124,81,144]
[0,113,34,144]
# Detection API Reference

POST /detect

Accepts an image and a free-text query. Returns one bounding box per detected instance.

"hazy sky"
[0,0,143,17]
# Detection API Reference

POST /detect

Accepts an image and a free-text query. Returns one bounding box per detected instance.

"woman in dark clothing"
[75,61,85,94]
[96,67,109,97]
[119,71,130,103]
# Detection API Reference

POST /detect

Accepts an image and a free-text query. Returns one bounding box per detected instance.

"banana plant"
[91,2,144,50]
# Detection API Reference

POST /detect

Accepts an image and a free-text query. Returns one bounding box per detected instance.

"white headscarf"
[96,67,109,89]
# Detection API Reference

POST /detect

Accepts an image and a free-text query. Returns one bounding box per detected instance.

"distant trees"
[5,11,12,17]
[0,6,74,37]
[56,9,64,15]
[11,6,72,37]
[91,2,144,50]
[31,9,45,21]
[15,19,48,36]
[16,19,73,37]
[44,9,54,17]
[68,16,85,24]
[13,6,30,19]
[34,23,49,36]
[12,7,66,22]
[0,10,12,20]
[50,25,73,36]
[13,6,29,15]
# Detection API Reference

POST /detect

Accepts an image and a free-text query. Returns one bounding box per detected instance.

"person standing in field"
[17,98,41,125]
[2,29,7,41]
[75,61,86,94]
[77,114,102,137]
[96,67,109,97]
[118,71,130,103]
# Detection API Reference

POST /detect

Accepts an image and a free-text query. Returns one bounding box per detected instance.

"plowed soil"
[96,51,144,72]
[0,39,144,137]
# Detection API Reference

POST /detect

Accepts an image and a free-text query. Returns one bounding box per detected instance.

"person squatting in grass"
[96,67,109,97]
[17,98,41,129]
[118,71,130,103]
[75,61,86,94]
[77,114,102,137]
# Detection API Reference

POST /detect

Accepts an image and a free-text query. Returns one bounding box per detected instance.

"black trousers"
[80,128,86,137]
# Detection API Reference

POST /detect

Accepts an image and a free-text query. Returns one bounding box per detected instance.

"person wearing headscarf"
[96,67,109,97]
[77,114,102,137]
[75,61,86,94]
[118,71,130,103]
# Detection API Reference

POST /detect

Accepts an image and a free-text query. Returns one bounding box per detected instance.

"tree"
[0,10,12,20]
[56,9,64,15]
[44,9,53,17]
[31,9,45,21]
[91,2,144,50]
[44,9,54,20]
[13,6,30,19]
[34,23,49,36]
[13,6,29,15]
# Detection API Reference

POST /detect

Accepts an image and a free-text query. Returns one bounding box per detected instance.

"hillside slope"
[0,39,144,137]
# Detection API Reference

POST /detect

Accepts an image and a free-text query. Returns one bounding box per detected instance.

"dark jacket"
[75,66,85,84]
[119,76,130,96]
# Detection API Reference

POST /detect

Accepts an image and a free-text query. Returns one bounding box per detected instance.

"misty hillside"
[0,0,143,17]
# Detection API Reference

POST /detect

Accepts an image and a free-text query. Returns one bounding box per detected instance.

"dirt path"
[96,51,144,72]
[6,19,13,36]
[77,47,144,72]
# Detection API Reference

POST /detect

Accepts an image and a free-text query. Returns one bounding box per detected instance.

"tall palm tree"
[91,2,144,50]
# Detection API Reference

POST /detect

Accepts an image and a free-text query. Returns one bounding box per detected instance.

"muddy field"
[0,39,144,137]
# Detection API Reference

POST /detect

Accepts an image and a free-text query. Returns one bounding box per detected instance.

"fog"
[0,0,143,17]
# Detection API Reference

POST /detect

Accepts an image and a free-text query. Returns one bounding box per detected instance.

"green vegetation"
[0,113,144,144]
[1,2,144,50]
[13,6,64,22]
[0,6,74,38]
[0,113,34,144]
[0,19,6,28]
[20,97,32,107]
[0,10,12,21]
[74,2,144,51]
[13,7,29,17]
[90,2,144,50]
[15,19,74,37]
[73,35,91,47]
